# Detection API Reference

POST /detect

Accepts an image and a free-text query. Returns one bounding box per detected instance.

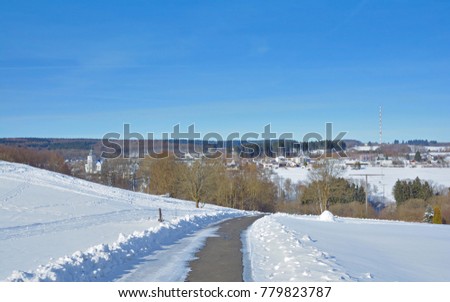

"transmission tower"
[379,105,383,145]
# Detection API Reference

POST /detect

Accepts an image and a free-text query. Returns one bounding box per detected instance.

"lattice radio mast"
[379,105,383,145]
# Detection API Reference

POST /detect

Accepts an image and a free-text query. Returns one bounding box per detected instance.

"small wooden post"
[158,208,163,222]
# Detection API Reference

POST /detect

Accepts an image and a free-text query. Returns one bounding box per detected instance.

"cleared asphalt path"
[186,215,264,282]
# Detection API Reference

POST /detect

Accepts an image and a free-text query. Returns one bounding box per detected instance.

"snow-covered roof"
[353,145,380,152]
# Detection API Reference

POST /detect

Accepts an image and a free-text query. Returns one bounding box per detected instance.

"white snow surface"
[245,213,450,282]
[276,166,450,202]
[0,161,245,281]
[243,215,352,282]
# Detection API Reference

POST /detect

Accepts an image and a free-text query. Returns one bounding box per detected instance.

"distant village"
[83,142,450,175]
[256,144,450,170]
[75,141,450,196]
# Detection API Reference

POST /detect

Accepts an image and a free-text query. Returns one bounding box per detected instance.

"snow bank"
[246,213,450,281]
[319,211,335,222]
[7,212,242,282]
[243,215,352,282]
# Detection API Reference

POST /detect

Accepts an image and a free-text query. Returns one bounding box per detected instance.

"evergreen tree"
[357,186,366,202]
[393,179,402,203]
[393,179,410,204]
[423,205,434,223]
[411,177,422,198]
[414,151,422,162]
[419,181,433,200]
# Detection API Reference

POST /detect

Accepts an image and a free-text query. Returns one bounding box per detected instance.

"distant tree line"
[238,139,347,158]
[392,139,438,146]
[0,145,70,174]
[48,141,97,150]
[0,138,98,150]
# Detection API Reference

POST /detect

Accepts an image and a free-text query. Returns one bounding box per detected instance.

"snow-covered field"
[0,161,244,281]
[276,166,450,202]
[244,212,450,282]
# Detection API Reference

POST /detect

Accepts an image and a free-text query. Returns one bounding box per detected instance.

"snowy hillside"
[276,166,450,202]
[0,161,244,281]
[244,212,450,282]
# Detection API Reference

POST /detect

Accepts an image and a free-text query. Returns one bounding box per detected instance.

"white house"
[95,160,102,173]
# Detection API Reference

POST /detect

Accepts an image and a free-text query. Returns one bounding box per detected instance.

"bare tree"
[182,159,210,208]
[283,178,293,201]
[144,155,181,196]
[308,159,344,213]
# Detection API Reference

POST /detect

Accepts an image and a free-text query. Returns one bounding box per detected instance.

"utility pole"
[350,173,384,216]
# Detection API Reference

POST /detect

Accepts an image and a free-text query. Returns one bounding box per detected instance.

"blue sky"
[1,0,449,142]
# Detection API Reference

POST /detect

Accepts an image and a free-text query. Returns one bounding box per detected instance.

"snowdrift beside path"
[243,215,352,282]
[245,213,450,282]
[8,212,241,282]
